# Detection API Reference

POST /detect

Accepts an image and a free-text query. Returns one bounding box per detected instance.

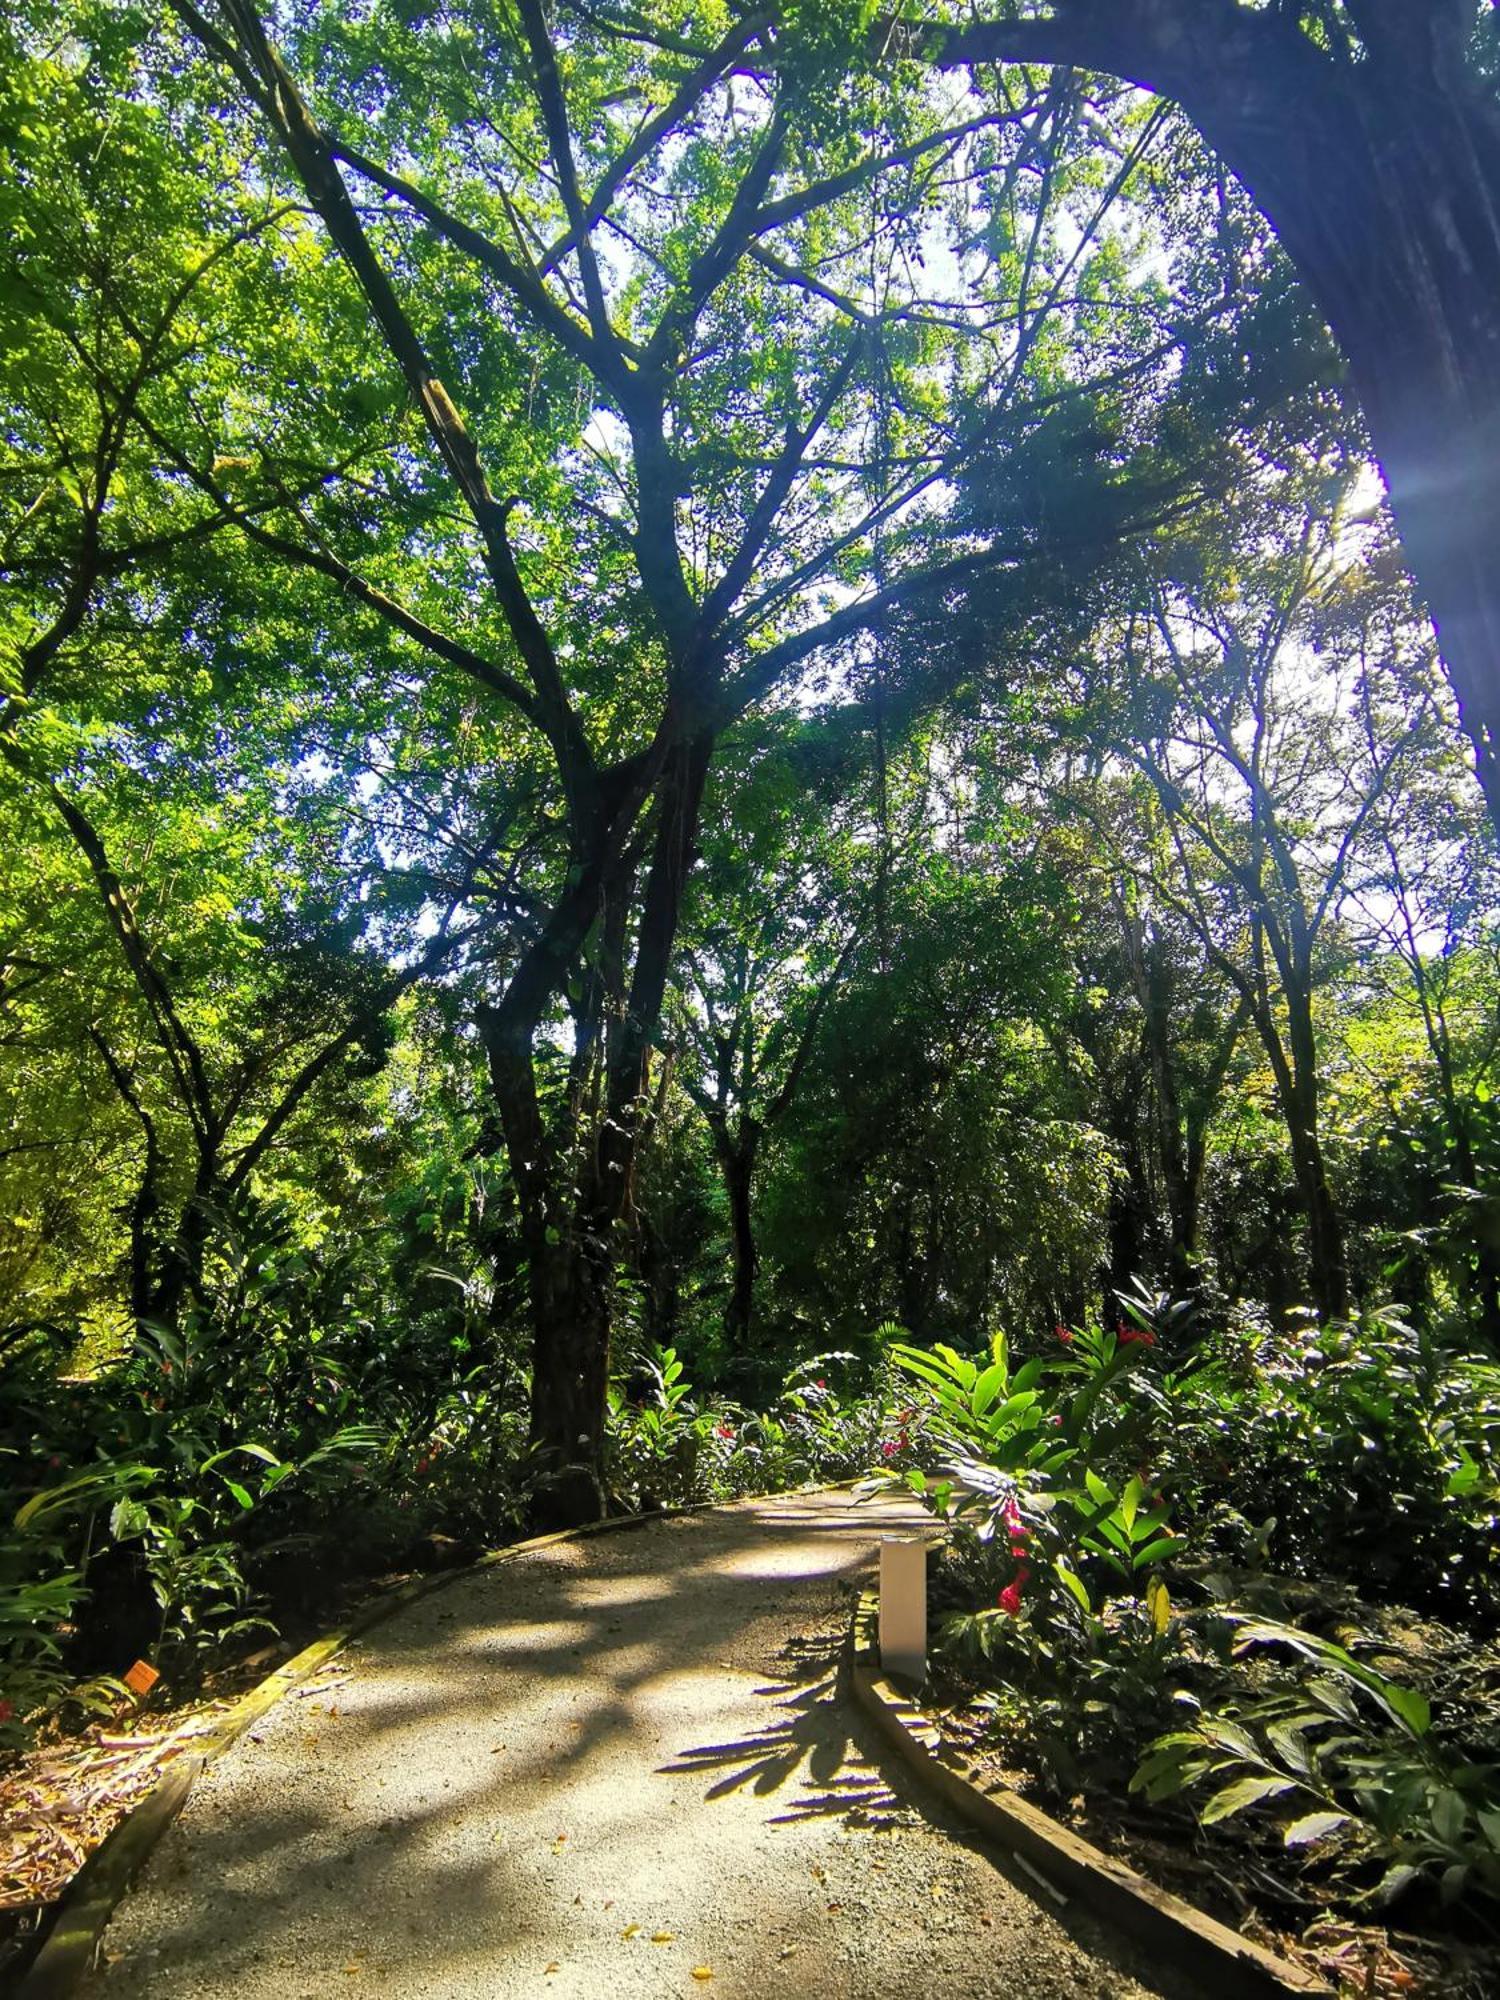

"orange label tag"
[122,1659,160,1697]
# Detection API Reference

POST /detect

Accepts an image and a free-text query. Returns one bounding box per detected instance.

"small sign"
[122,1659,160,1697]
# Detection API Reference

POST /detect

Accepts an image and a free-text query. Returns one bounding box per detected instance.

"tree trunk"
[480,735,714,1526]
[523,1210,614,1528]
[1284,1097,1350,1323]
[152,1165,217,1332]
[1134,942,1197,1279]
[719,1128,760,1350]
[1106,1111,1155,1297]
[1260,988,1351,1322]
[1293,139,1500,833]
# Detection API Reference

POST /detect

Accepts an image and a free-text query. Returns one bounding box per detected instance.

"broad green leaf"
[1199,1775,1298,1824]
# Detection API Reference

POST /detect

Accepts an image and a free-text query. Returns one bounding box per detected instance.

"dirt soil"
[73,1488,1203,1998]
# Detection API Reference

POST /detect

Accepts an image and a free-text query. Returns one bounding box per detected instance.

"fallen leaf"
[621,1923,641,1939]
[544,1962,561,1975]
[651,1931,674,1944]
[692,1969,714,1982]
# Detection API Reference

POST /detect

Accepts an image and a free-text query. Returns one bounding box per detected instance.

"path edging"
[847,1591,1332,2000]
[14,1500,708,2000]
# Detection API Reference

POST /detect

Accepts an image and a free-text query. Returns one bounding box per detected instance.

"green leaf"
[1431,1789,1468,1847]
[1283,1811,1347,1847]
[1053,1557,1092,1616]
[1199,1775,1298,1824]
[109,1496,151,1541]
[1369,1863,1422,1907]
[971,1360,1007,1417]
[1131,1534,1184,1569]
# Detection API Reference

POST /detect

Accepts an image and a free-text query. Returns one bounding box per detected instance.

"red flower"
[1118,1325,1156,1347]
[815,1378,826,1390]
[880,1440,899,1460]
[716,1423,736,1441]
[997,1556,1033,1617]
[1000,1494,1029,1551]
[1054,1325,1073,1345]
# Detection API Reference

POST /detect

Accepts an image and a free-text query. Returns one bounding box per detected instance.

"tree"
[915,1,1500,830]
[1,8,468,1330]
[673,733,863,1352]
[1075,467,1448,1318]
[1342,678,1500,1332]
[1060,873,1251,1289]
[150,0,1197,1519]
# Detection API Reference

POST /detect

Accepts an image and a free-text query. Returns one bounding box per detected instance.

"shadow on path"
[78,1490,1200,2000]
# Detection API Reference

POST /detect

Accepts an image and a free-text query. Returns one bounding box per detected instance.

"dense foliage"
[882,1296,1500,1962]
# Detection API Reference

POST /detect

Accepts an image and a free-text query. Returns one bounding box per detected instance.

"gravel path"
[81,1488,1201,1999]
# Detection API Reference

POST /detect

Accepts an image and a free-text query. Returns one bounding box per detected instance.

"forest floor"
[73,1487,1200,1999]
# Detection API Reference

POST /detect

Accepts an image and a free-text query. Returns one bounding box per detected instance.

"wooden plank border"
[847,1591,1332,2000]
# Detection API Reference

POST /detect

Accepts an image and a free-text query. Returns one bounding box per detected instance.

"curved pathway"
[82,1489,1198,1998]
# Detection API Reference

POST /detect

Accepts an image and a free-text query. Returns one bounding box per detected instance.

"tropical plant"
[1133,1616,1500,1910]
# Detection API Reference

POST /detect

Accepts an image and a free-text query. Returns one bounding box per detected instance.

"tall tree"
[915,0,1500,829]
[673,736,863,1351]
[1076,470,1445,1318]
[154,0,1194,1518]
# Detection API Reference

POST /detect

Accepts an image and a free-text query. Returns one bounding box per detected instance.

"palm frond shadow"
[659,1641,907,1827]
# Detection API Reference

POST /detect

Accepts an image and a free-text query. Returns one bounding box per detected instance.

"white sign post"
[879,1536,926,1684]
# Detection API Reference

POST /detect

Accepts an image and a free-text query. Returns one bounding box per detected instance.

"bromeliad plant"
[605,1347,899,1509]
[605,1345,712,1508]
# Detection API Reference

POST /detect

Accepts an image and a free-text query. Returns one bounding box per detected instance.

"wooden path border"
[847,1591,1333,2000]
